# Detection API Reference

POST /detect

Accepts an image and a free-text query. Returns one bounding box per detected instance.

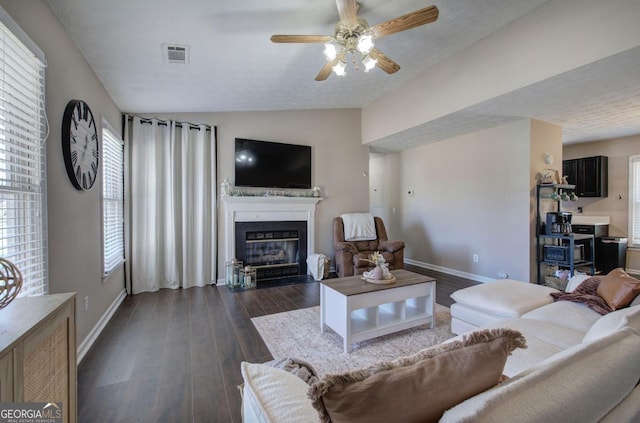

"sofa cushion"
[600,384,640,423]
[308,328,526,423]
[441,327,640,423]
[597,268,640,310]
[474,318,585,377]
[241,361,319,423]
[521,301,600,333]
[450,302,519,330]
[582,305,640,343]
[450,280,556,318]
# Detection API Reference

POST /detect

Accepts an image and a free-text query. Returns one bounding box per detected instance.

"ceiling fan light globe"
[332,61,347,76]
[323,43,337,61]
[357,34,374,55]
[363,55,377,72]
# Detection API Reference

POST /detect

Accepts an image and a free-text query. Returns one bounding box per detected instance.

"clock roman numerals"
[63,100,99,191]
[80,102,89,121]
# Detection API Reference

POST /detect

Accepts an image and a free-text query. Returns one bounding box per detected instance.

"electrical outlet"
[84,296,89,312]
[473,254,479,263]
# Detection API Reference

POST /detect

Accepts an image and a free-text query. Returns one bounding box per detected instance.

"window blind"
[102,126,124,275]
[0,13,48,297]
[630,155,640,247]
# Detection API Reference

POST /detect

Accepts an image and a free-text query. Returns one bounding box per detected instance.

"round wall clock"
[62,99,99,191]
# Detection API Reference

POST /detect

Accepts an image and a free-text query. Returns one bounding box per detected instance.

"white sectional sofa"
[241,274,640,422]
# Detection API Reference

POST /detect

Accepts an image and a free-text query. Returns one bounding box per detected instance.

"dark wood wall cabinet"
[562,156,608,197]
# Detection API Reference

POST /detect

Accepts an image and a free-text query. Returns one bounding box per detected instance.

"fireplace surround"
[235,220,307,280]
[220,195,322,285]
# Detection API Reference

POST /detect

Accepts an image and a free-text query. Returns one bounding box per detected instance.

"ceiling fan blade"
[371,5,439,38]
[370,48,400,74]
[271,35,333,43]
[315,60,336,81]
[336,0,358,25]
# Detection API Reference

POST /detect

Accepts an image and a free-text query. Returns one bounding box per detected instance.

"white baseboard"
[404,259,494,283]
[77,289,127,364]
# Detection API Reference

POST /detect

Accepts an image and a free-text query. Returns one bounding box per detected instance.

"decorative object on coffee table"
[360,251,395,284]
[0,257,23,309]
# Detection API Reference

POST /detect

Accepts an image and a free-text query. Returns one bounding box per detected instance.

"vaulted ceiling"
[45,0,640,148]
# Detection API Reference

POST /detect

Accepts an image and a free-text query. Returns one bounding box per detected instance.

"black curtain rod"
[125,115,213,132]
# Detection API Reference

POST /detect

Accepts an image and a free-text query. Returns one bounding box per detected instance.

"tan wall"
[370,120,533,282]
[141,110,369,279]
[530,120,564,282]
[0,1,125,347]
[564,134,640,274]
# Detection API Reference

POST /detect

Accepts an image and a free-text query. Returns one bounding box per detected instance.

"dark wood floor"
[77,266,477,422]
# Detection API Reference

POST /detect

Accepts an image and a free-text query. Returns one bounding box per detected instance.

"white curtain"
[125,117,216,294]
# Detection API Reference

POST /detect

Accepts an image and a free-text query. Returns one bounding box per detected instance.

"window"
[0,9,48,296]
[629,155,640,248]
[102,122,124,276]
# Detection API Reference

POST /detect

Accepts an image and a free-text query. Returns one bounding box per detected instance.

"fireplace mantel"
[220,195,322,284]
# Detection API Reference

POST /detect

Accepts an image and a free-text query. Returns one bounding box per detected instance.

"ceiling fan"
[271,0,439,81]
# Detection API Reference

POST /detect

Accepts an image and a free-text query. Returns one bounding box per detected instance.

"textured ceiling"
[45,0,640,148]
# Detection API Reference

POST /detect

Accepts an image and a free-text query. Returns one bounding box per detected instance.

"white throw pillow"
[582,305,640,343]
[565,274,591,293]
[241,362,318,423]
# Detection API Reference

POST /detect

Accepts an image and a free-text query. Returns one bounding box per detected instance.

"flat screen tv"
[234,138,312,189]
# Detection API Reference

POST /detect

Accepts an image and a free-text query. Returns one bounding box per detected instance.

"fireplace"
[220,195,322,285]
[235,221,307,280]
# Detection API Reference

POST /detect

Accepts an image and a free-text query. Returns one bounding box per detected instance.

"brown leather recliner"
[333,216,405,278]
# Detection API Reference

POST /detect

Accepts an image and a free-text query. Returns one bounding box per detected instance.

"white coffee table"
[320,269,436,352]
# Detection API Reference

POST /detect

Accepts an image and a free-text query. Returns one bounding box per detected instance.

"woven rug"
[251,303,454,376]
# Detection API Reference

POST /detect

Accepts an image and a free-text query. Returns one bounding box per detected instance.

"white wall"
[371,120,534,282]
[139,110,369,279]
[564,134,640,273]
[0,1,125,347]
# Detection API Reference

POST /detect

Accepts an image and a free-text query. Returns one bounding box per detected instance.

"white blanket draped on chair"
[341,213,376,241]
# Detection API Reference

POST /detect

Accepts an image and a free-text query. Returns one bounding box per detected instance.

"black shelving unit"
[536,184,595,285]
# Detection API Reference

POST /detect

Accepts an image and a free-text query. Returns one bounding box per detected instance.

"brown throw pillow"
[550,276,612,315]
[597,268,640,310]
[307,328,526,423]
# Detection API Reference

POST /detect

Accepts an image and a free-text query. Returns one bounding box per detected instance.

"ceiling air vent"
[163,44,189,64]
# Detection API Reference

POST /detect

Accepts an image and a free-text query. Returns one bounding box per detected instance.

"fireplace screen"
[235,221,307,280]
